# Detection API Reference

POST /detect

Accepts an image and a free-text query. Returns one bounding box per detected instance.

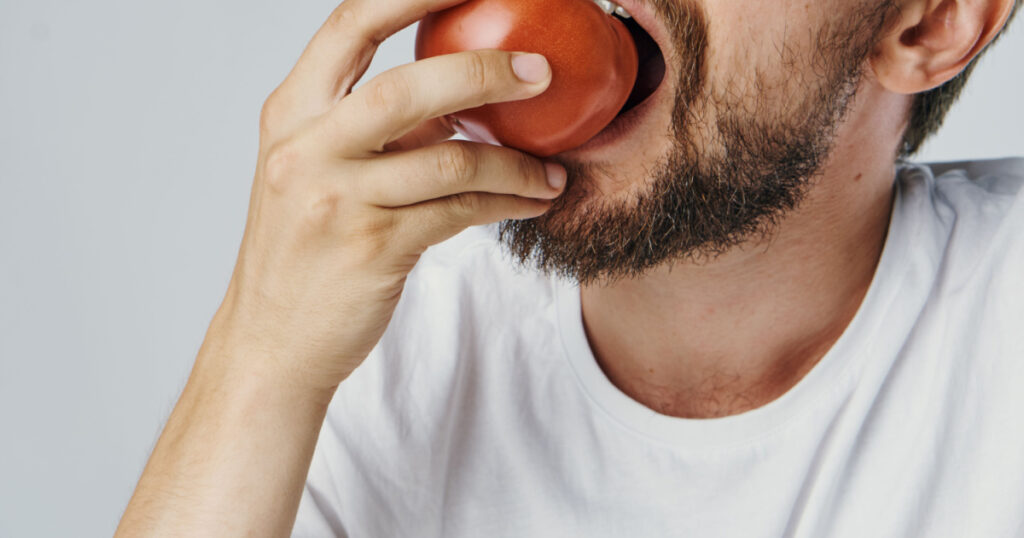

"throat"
[590,340,835,419]
[605,373,785,419]
[580,272,867,420]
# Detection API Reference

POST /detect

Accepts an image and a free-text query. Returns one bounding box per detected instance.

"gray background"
[0,0,1021,536]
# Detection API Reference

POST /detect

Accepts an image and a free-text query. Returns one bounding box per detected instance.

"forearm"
[116,335,334,537]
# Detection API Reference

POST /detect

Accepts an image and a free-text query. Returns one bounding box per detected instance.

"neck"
[580,83,907,419]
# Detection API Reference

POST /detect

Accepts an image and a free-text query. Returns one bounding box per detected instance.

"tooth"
[593,0,632,19]
[595,0,617,15]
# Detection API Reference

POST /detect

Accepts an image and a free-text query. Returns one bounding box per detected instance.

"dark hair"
[900,0,1021,156]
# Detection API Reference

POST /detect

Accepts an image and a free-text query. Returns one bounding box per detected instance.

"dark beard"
[498,0,896,285]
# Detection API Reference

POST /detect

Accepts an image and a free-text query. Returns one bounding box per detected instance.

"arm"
[116,0,563,534]
[115,337,331,536]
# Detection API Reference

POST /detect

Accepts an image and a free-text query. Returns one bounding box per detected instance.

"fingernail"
[545,162,566,190]
[512,53,550,84]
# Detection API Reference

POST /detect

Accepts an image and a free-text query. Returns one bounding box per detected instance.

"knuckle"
[463,51,491,94]
[365,75,411,117]
[263,141,304,193]
[514,152,543,190]
[436,141,478,184]
[324,5,359,35]
[325,4,382,47]
[345,213,398,263]
[259,88,286,134]
[444,192,482,220]
[300,187,345,233]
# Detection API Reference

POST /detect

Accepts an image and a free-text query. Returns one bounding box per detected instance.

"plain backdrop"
[0,1,1021,536]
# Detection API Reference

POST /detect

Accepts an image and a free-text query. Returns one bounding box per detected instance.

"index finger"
[285,0,467,104]
[322,50,552,155]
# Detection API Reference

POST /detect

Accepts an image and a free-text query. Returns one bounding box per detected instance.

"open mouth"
[618,15,666,117]
[566,0,672,155]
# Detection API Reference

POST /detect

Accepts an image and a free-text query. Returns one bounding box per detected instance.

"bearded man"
[118,0,1023,535]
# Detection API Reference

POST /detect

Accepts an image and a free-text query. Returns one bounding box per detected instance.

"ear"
[870,0,1016,94]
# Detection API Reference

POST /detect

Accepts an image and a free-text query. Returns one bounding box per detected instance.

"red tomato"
[415,0,638,157]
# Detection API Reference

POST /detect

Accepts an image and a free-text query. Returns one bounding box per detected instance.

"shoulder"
[930,157,1024,251]
[897,157,1024,354]
[907,157,1024,221]
[897,158,1024,282]
[924,157,1024,193]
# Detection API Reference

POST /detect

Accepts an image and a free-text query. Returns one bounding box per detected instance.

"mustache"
[660,0,709,145]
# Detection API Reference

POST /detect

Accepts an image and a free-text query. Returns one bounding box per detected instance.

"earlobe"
[869,0,1015,95]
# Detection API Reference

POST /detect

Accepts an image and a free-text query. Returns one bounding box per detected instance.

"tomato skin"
[415,0,638,157]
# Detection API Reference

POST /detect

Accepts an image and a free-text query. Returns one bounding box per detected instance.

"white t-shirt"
[294,158,1024,537]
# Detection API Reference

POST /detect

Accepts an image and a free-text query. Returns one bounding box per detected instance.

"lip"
[611,0,675,63]
[563,0,674,157]
[566,71,668,155]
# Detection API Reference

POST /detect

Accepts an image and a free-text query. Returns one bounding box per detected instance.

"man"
[118,0,1022,535]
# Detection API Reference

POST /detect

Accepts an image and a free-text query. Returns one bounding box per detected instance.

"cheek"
[698,0,822,109]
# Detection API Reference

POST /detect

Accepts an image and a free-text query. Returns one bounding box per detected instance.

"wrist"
[192,330,340,412]
[200,299,347,406]
[119,333,333,537]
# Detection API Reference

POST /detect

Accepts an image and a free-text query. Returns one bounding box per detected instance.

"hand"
[208,0,566,396]
[116,3,564,534]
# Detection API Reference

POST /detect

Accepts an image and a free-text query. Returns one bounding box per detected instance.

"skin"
[562,0,905,417]
[575,0,1016,417]
[116,0,1016,534]
[580,78,906,417]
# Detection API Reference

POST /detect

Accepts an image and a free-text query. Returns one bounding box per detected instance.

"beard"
[498,0,896,285]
